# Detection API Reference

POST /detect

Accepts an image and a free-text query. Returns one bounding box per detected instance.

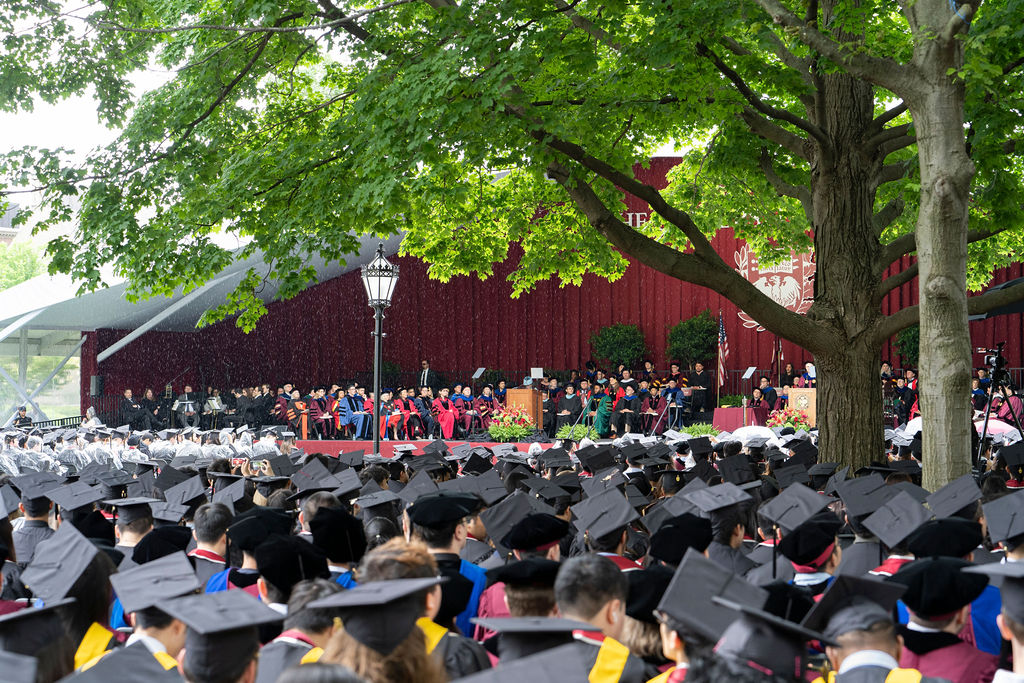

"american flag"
[717,314,729,388]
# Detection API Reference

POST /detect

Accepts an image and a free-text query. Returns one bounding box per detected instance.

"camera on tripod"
[976,341,1008,380]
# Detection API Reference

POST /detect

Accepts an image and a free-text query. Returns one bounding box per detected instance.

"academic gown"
[432,398,459,439]
[474,396,497,429]
[339,395,370,438]
[612,396,642,434]
[572,629,650,683]
[70,641,179,681]
[12,519,54,567]
[419,617,492,679]
[897,627,999,683]
[895,585,1004,656]
[556,394,584,430]
[744,542,795,584]
[254,630,324,683]
[815,666,949,683]
[433,553,487,636]
[462,537,497,566]
[188,548,227,586]
[594,394,614,437]
[707,541,756,575]
[836,539,884,577]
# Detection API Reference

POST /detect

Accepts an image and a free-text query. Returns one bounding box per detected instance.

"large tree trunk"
[805,62,888,471]
[906,5,976,490]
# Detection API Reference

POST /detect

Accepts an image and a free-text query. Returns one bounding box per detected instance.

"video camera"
[975,341,1009,382]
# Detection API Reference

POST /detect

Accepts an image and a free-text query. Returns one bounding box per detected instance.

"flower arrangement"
[488,406,535,442]
[766,406,813,431]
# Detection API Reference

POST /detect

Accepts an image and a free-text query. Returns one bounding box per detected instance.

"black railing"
[31,416,86,429]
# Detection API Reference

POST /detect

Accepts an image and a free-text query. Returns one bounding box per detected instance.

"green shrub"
[718,394,745,408]
[488,406,535,442]
[589,324,648,369]
[895,325,920,369]
[685,422,720,437]
[556,423,599,441]
[666,310,718,369]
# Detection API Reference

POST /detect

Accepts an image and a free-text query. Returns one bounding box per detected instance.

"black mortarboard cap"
[330,467,363,501]
[890,481,929,504]
[777,511,842,566]
[20,523,98,602]
[481,492,547,548]
[836,473,891,519]
[0,650,36,683]
[626,565,674,624]
[164,476,206,507]
[683,482,753,513]
[823,466,849,496]
[808,462,839,478]
[132,525,193,564]
[0,598,76,663]
[47,481,105,513]
[687,437,713,457]
[759,483,832,533]
[310,506,368,565]
[801,575,906,641]
[161,590,283,681]
[212,479,246,510]
[0,484,20,516]
[862,491,933,549]
[154,466,191,493]
[337,449,365,468]
[572,489,639,540]
[463,453,494,475]
[641,495,698,536]
[983,490,1024,544]
[306,577,445,654]
[444,641,590,682]
[150,501,190,525]
[111,551,200,613]
[356,488,402,511]
[712,596,832,679]
[906,517,983,559]
[227,508,294,552]
[775,464,811,489]
[786,439,818,467]
[718,455,757,486]
[254,534,329,596]
[103,497,160,524]
[500,513,569,551]
[657,548,768,642]
[408,491,483,527]
[888,557,988,617]
[576,446,616,473]
[648,513,713,566]
[487,558,561,588]
[927,474,981,519]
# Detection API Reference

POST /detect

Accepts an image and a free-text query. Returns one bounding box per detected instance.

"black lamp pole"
[361,243,399,456]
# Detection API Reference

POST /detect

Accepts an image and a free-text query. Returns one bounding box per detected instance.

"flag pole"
[717,310,722,408]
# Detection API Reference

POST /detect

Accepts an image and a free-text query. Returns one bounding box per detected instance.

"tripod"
[976,379,1024,469]
[565,393,597,439]
[646,394,674,437]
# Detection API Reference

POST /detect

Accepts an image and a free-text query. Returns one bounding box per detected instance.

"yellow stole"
[300,647,324,664]
[589,637,632,683]
[75,622,115,670]
[647,666,676,683]
[813,670,922,683]
[417,617,449,654]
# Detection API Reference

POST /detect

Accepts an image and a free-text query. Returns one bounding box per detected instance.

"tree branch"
[546,161,833,351]
[877,262,919,299]
[549,0,621,50]
[873,197,906,235]
[1004,56,1024,75]
[761,32,814,87]
[753,0,917,97]
[697,42,831,151]
[759,148,813,222]
[863,123,913,152]
[938,3,974,46]
[876,160,913,186]
[878,280,1024,342]
[872,101,908,129]
[881,224,1011,266]
[739,109,813,160]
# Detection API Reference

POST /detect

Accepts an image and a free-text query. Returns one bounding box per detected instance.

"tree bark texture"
[905,0,976,490]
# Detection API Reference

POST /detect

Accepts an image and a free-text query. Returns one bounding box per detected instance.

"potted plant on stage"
[488,406,535,442]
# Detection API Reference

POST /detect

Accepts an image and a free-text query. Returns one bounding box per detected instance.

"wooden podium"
[789,388,817,427]
[505,388,544,427]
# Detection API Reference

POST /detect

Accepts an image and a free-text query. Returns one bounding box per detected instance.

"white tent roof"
[0,235,402,339]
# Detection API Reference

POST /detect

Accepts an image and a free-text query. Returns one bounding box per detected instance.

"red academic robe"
[474,396,496,429]
[432,398,458,439]
[869,556,914,577]
[455,396,477,431]
[898,629,999,683]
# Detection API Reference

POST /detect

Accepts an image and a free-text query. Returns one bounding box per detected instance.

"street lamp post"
[361,243,399,456]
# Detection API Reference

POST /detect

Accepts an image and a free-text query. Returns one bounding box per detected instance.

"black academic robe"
[556,393,584,429]
[433,629,492,679]
[612,396,642,433]
[835,539,883,577]
[461,537,496,566]
[254,635,316,683]
[572,634,649,683]
[707,540,756,575]
[744,542,795,584]
[688,371,712,411]
[12,519,54,568]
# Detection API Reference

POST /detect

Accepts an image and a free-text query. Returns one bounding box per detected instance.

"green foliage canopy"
[0,241,44,291]
[589,324,648,370]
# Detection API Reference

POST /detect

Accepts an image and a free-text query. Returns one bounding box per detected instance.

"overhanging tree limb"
[877,262,918,300]
[876,281,1024,342]
[759,148,813,221]
[882,224,1011,267]
[874,197,906,235]
[698,42,831,151]
[739,109,812,161]
[545,161,833,351]
[753,0,917,97]
[872,101,908,129]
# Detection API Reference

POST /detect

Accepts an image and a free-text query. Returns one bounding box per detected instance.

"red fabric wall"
[81,157,1024,410]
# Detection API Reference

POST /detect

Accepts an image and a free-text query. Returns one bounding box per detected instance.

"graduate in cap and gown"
[887,557,998,683]
[431,388,459,440]
[685,483,757,576]
[254,579,343,683]
[964,560,1024,683]
[338,385,371,439]
[358,538,492,679]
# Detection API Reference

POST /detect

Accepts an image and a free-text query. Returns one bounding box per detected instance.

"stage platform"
[296,440,556,458]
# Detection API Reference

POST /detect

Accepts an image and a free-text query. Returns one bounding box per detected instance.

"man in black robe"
[556,384,583,432]
[688,362,712,414]
[175,385,200,427]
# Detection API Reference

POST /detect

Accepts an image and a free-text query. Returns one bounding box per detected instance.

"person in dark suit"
[418,359,441,392]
